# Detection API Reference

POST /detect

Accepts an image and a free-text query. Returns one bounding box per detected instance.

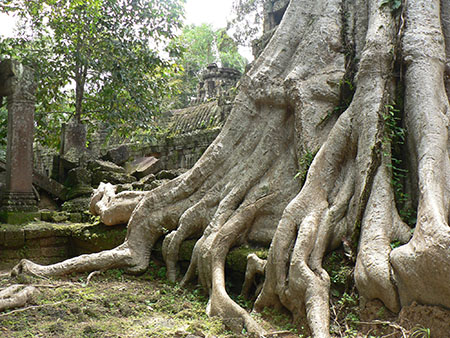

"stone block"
[69,224,127,255]
[138,173,156,184]
[66,167,92,186]
[128,157,161,179]
[61,197,91,213]
[4,228,24,247]
[131,181,145,190]
[39,236,69,247]
[0,248,23,259]
[103,145,130,165]
[0,211,40,225]
[115,183,133,193]
[24,223,58,239]
[155,170,178,180]
[32,171,66,200]
[40,211,55,222]
[63,119,87,157]
[21,247,42,259]
[64,184,93,200]
[51,212,70,223]
[88,160,125,173]
[41,246,68,258]
[91,170,135,187]
[69,213,82,223]
[25,238,41,248]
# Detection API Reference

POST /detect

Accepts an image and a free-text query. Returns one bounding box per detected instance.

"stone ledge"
[0,211,40,225]
[0,221,268,275]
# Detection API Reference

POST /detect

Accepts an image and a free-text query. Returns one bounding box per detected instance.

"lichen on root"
[8,0,450,336]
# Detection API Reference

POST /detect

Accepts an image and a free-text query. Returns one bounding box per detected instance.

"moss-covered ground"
[0,247,441,337]
[0,259,298,338]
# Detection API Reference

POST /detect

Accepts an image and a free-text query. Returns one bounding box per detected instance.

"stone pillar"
[0,59,39,224]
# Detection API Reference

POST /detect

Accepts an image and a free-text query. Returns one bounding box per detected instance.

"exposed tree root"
[0,285,38,312]
[7,0,450,336]
[89,182,148,225]
[390,0,450,309]
[241,253,266,299]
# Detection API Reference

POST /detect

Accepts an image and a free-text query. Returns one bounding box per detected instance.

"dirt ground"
[0,260,301,338]
[0,259,448,338]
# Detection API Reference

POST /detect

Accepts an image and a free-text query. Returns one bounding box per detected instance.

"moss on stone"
[178,239,197,261]
[70,223,128,255]
[61,197,91,213]
[225,246,268,274]
[0,211,41,225]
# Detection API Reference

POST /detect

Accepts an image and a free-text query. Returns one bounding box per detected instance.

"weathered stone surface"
[24,222,67,238]
[66,167,91,186]
[4,228,24,247]
[41,246,68,258]
[130,173,156,190]
[91,170,135,187]
[32,171,66,200]
[103,145,130,165]
[51,154,78,183]
[193,64,241,104]
[50,212,70,223]
[69,213,82,223]
[148,179,170,190]
[65,185,93,200]
[0,59,38,216]
[127,156,161,179]
[61,196,91,213]
[64,167,93,199]
[88,160,126,173]
[0,211,40,225]
[62,119,87,163]
[138,173,156,184]
[115,183,134,193]
[39,236,69,247]
[70,224,127,255]
[155,169,181,180]
[131,181,145,190]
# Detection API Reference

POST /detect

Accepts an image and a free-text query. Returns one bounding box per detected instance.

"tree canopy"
[228,0,263,47]
[0,0,185,146]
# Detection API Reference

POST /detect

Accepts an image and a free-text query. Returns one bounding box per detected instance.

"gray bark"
[9,0,450,336]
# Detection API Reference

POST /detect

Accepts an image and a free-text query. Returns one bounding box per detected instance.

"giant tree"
[0,0,184,145]
[6,0,450,337]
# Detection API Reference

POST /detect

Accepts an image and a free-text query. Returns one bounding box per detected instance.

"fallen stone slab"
[87,160,126,173]
[103,145,130,165]
[127,156,161,179]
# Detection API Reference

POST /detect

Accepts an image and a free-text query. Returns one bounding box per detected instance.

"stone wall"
[32,65,239,181]
[128,128,220,170]
[33,143,58,176]
[0,222,127,269]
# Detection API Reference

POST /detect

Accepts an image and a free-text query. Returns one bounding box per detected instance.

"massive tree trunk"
[9,0,450,336]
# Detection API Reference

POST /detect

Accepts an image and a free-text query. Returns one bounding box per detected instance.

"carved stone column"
[0,59,39,224]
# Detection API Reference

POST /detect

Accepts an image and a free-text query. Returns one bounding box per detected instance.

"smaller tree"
[227,0,264,47]
[0,0,185,147]
[168,24,247,109]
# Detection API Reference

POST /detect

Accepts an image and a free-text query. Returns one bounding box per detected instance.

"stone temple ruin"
[1,62,242,223]
[0,61,241,267]
[0,60,39,224]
